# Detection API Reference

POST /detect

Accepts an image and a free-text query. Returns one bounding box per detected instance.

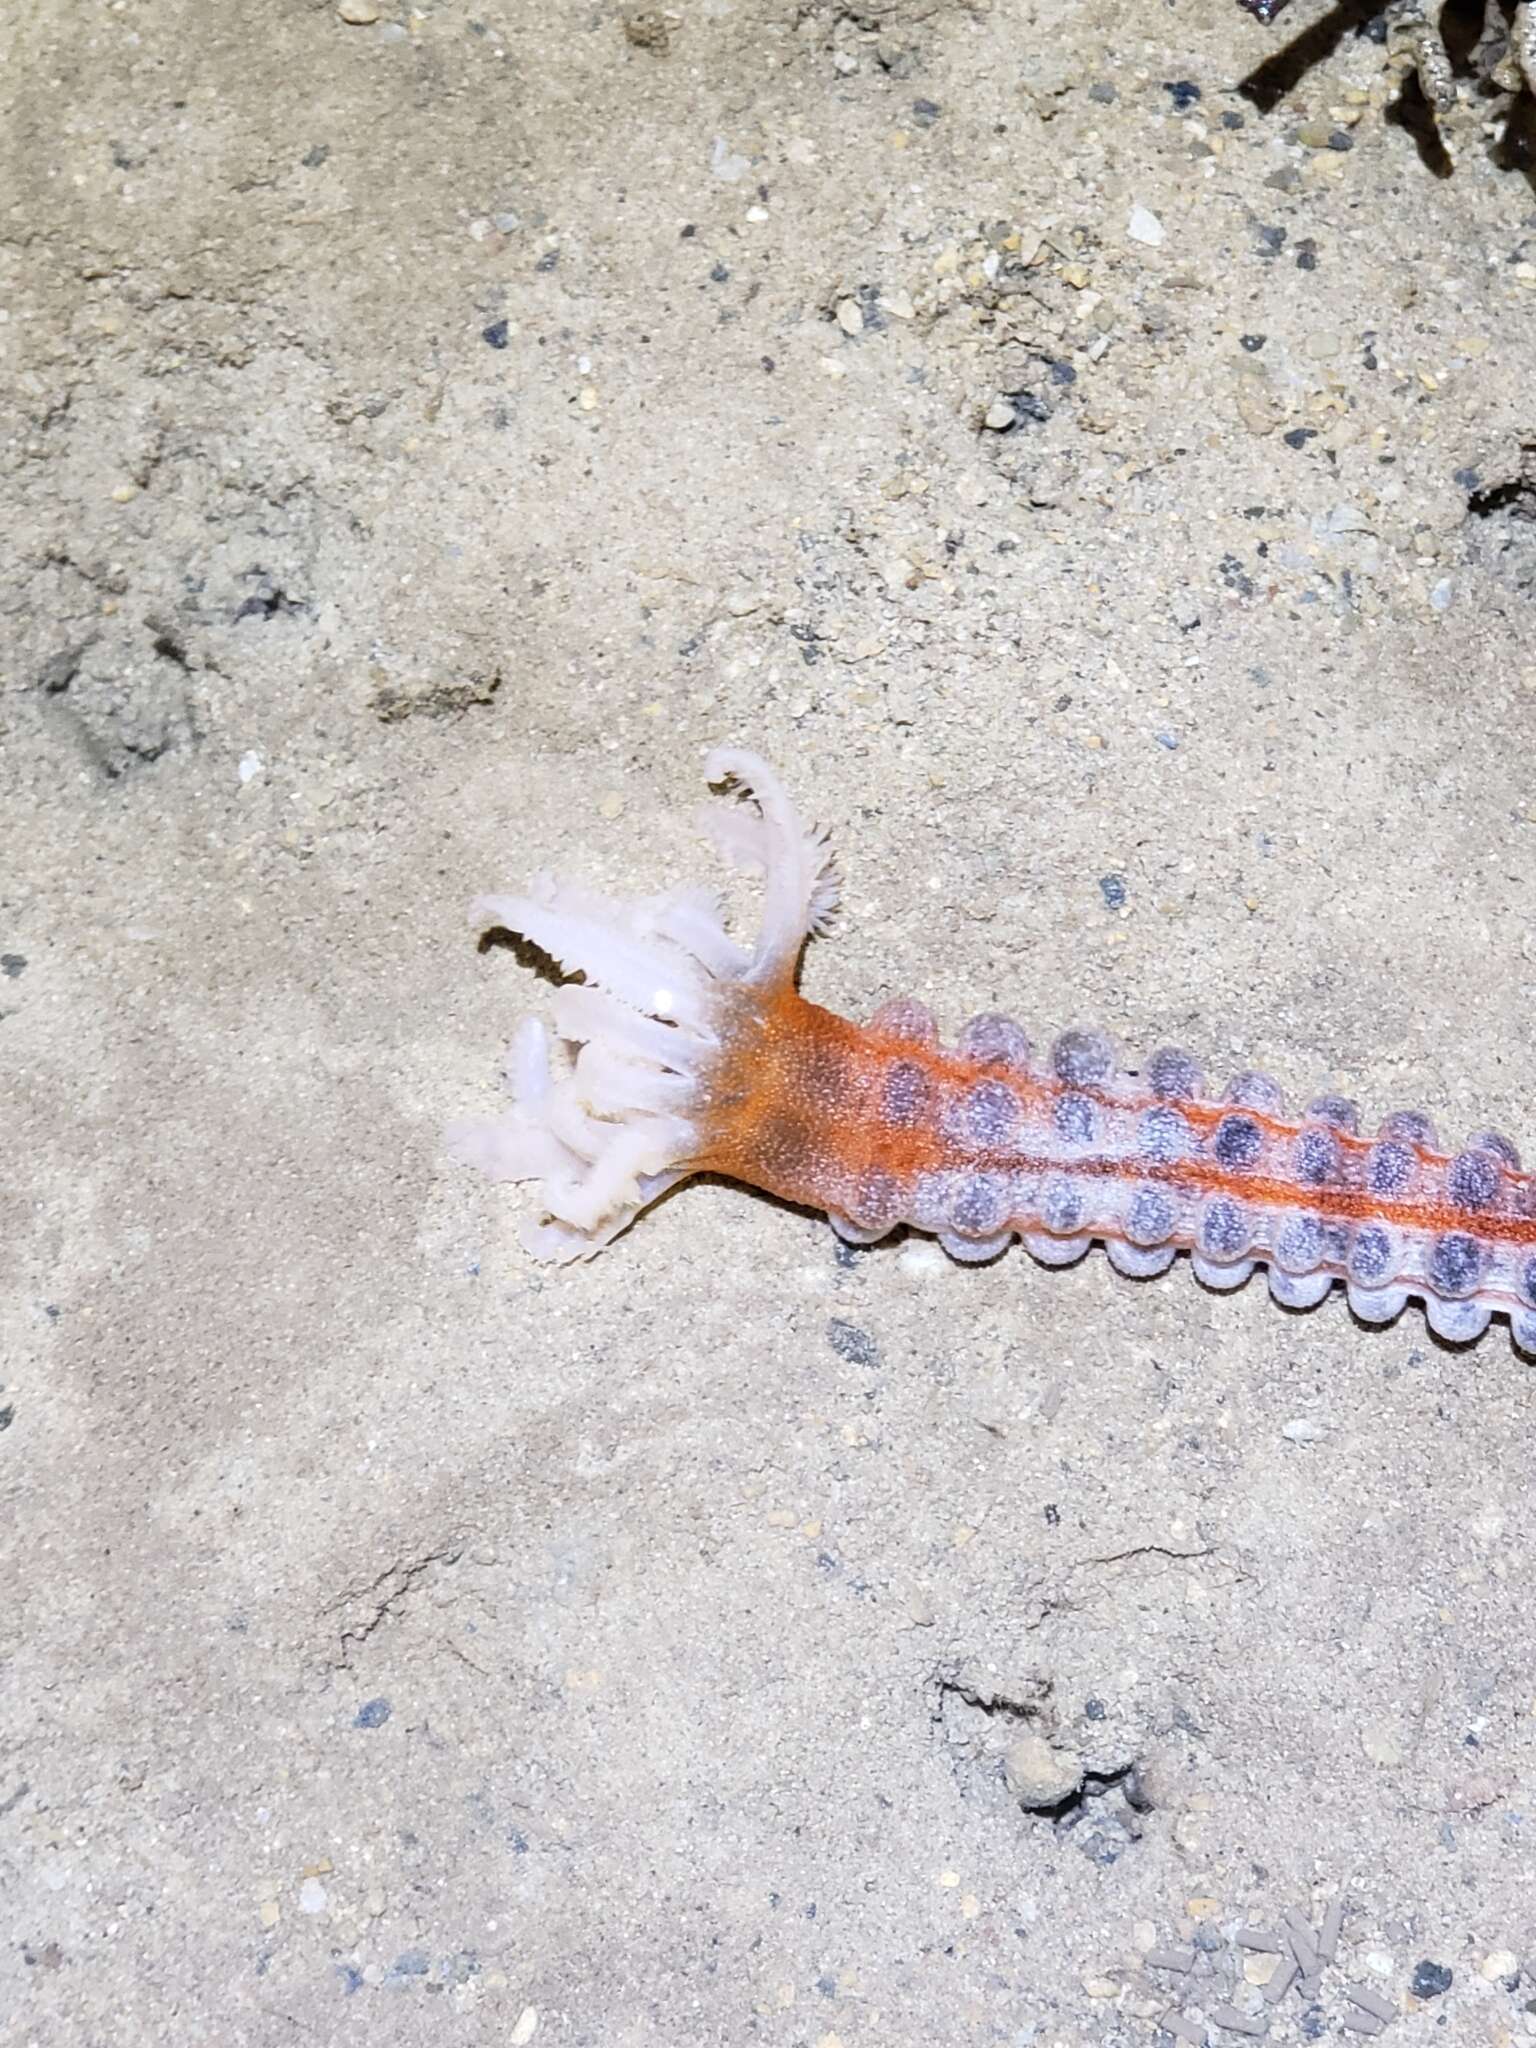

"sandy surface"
[5,0,1536,2041]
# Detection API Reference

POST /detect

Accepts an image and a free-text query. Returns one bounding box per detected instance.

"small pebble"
[1318,1902,1343,1962]
[1128,205,1166,247]
[710,137,749,182]
[836,298,865,337]
[1210,2005,1267,2036]
[1162,2015,1204,2046]
[1148,1948,1197,1974]
[1282,1417,1327,1443]
[1004,1733,1084,1809]
[337,0,381,19]
[511,2009,539,2046]
[1479,1949,1518,1981]
[299,1877,328,1914]
[1411,1960,1452,1999]
[1345,1983,1395,2020]
[1099,874,1128,910]
[259,1899,280,1929]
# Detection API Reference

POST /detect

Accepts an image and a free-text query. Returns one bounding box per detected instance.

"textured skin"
[698,982,1536,1338]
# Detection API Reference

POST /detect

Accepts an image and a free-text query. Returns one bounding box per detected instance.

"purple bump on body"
[1379,1108,1438,1149]
[1307,1094,1361,1133]
[1126,1185,1177,1245]
[1348,1222,1396,1284]
[950,1171,1006,1238]
[1429,1230,1484,1298]
[1366,1140,1415,1196]
[869,996,938,1044]
[1139,1104,1193,1163]
[1051,1028,1115,1087]
[1276,1211,1327,1273]
[1467,1128,1520,1170]
[1225,1069,1286,1115]
[1294,1126,1340,1186]
[1040,1175,1084,1234]
[1447,1148,1501,1213]
[1214,1113,1264,1170]
[1200,1195,1252,1260]
[1147,1046,1204,1100]
[1053,1091,1098,1145]
[957,1012,1032,1071]
[962,1078,1021,1148]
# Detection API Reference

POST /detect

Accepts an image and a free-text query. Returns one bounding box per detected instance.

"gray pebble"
[1004,1732,1084,1809]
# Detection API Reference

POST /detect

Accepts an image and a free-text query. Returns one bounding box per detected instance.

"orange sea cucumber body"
[453,748,1536,1354]
[701,981,1536,1315]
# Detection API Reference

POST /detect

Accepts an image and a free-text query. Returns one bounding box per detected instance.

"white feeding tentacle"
[702,746,838,983]
[643,885,750,980]
[551,984,713,1072]
[470,883,714,1032]
[455,746,843,1260]
[447,1020,579,1184]
[574,1041,698,1117]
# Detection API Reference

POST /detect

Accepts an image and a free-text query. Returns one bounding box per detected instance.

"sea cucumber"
[449,749,1536,1355]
